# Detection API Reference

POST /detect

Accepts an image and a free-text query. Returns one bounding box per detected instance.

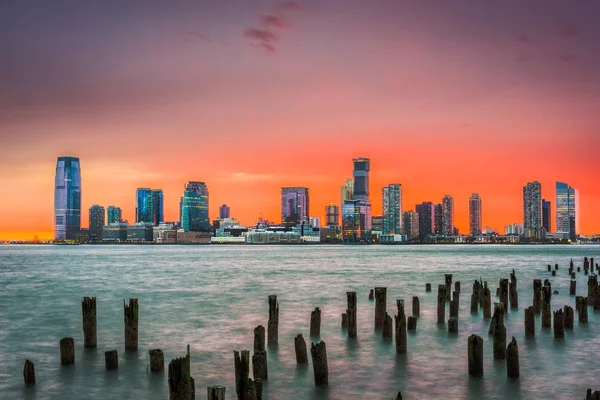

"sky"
[1,0,599,240]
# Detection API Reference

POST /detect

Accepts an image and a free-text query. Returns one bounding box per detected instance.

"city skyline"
[2,1,599,239]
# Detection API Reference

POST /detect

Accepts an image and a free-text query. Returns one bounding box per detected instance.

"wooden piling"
[470,293,478,314]
[448,317,458,333]
[468,335,483,377]
[294,334,308,364]
[123,298,139,351]
[60,337,75,365]
[346,291,357,338]
[149,349,164,372]
[509,284,518,309]
[563,305,574,329]
[169,346,194,400]
[490,304,506,360]
[23,360,35,385]
[450,293,459,318]
[252,351,268,382]
[207,386,226,400]
[499,279,509,312]
[310,341,329,386]
[426,283,431,292]
[310,308,321,338]
[382,312,393,341]
[395,300,407,353]
[267,295,279,346]
[482,287,491,319]
[445,274,453,302]
[524,306,535,337]
[553,309,564,339]
[570,280,576,296]
[374,287,387,330]
[437,285,447,324]
[341,313,348,329]
[555,263,558,270]
[533,279,542,314]
[105,350,118,370]
[369,289,374,300]
[234,350,253,400]
[407,316,417,331]
[541,286,552,328]
[412,296,420,317]
[547,264,551,272]
[82,296,97,349]
[551,271,556,276]
[254,326,265,353]
[455,281,461,293]
[506,337,519,379]
[576,296,588,323]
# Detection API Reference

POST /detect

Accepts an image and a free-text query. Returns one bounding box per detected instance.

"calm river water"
[1,244,599,399]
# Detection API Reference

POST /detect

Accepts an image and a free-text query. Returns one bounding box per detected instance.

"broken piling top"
[553,309,565,339]
[254,325,265,353]
[105,350,118,370]
[234,350,251,398]
[149,349,165,372]
[310,307,322,338]
[310,341,329,386]
[123,298,139,351]
[60,337,75,365]
[346,291,358,338]
[294,334,308,364]
[368,289,374,300]
[467,334,484,377]
[267,295,279,346]
[23,359,35,385]
[506,337,520,379]
[412,296,420,317]
[396,299,405,316]
[524,306,535,337]
[169,346,194,400]
[437,285,447,324]
[445,274,453,302]
[81,296,97,348]
[374,287,388,330]
[207,386,226,400]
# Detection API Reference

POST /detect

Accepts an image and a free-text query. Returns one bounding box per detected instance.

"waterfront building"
[415,202,435,239]
[556,182,579,240]
[402,211,419,240]
[177,230,211,244]
[469,193,482,236]
[107,206,122,224]
[54,156,81,241]
[523,181,542,238]
[102,222,128,242]
[341,179,354,206]
[127,223,155,242]
[136,188,163,225]
[153,223,178,244]
[371,215,383,233]
[382,184,402,235]
[88,205,105,241]
[180,181,210,232]
[325,203,339,226]
[219,204,230,219]
[341,158,372,242]
[505,223,524,236]
[309,217,321,228]
[434,204,442,234]
[542,199,552,234]
[281,187,309,227]
[441,195,454,236]
[152,190,164,225]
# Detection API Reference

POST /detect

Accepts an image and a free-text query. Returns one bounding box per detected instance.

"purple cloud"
[244,28,279,43]
[558,22,579,38]
[261,15,288,30]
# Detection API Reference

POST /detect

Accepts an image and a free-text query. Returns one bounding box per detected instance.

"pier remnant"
[553,309,564,339]
[533,280,542,314]
[448,317,458,333]
[60,337,75,365]
[450,291,459,318]
[374,287,387,330]
[589,276,598,306]
[499,279,509,312]
[252,325,268,381]
[426,283,431,292]
[509,272,518,309]
[541,286,552,328]
[382,312,393,340]
[105,350,118,370]
[341,313,348,329]
[234,350,255,400]
[310,341,329,386]
[82,296,97,349]
[437,285,447,324]
[563,305,574,330]
[347,291,357,338]
[207,386,226,400]
[570,280,576,296]
[254,326,265,353]
[506,337,520,379]
[395,300,407,353]
[455,281,461,293]
[268,295,279,346]
[576,296,588,323]
[468,335,483,377]
[169,346,194,400]
[369,289,374,300]
[23,360,35,385]
[524,306,535,337]
[123,298,139,351]
[482,287,491,319]
[149,349,164,372]
[412,296,420,317]
[471,292,478,314]
[407,316,417,331]
[294,334,308,364]
[445,274,453,302]
[490,304,506,360]
[310,308,321,338]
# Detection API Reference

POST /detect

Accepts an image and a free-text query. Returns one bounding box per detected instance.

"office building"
[469,193,482,236]
[382,184,402,235]
[434,204,443,234]
[341,178,354,206]
[342,199,371,242]
[371,215,383,233]
[325,203,339,226]
[219,204,230,219]
[107,206,122,224]
[415,202,435,239]
[180,181,210,232]
[523,181,542,238]
[136,188,163,225]
[542,199,552,234]
[89,205,105,241]
[402,211,419,240]
[281,187,309,227]
[309,217,321,228]
[152,189,164,225]
[441,195,454,236]
[102,222,128,242]
[54,156,81,241]
[556,182,579,240]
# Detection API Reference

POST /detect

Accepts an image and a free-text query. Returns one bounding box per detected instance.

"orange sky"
[1,1,599,240]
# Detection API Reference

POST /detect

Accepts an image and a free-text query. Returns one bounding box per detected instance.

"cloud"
[558,21,579,38]
[253,42,277,55]
[244,28,278,43]
[244,1,302,55]
[261,15,288,30]
[275,1,301,12]
[557,53,577,63]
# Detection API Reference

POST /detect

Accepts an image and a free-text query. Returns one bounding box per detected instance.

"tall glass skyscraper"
[469,193,482,236]
[523,181,542,238]
[54,156,81,241]
[89,205,105,241]
[219,204,230,219]
[441,195,454,236]
[281,187,309,227]
[416,202,434,239]
[107,206,122,224]
[325,203,339,226]
[542,199,552,234]
[556,182,579,240]
[341,158,372,242]
[340,179,354,206]
[152,190,164,225]
[382,184,402,235]
[136,188,163,225]
[180,181,210,232]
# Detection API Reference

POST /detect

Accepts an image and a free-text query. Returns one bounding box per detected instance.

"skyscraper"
[352,158,370,201]
[136,188,163,225]
[415,202,434,239]
[281,187,309,227]
[342,158,372,242]
[89,205,105,241]
[325,203,339,226]
[469,194,482,236]
[441,195,454,236]
[382,184,402,235]
[402,211,419,240]
[556,182,579,240]
[434,203,443,234]
[542,199,552,234]
[107,206,122,224]
[219,204,230,219]
[523,181,542,238]
[54,156,81,241]
[152,189,164,225]
[341,178,354,206]
[180,181,210,232]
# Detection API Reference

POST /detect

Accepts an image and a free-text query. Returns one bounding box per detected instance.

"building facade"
[342,199,371,242]
[54,156,82,241]
[441,195,454,236]
[434,203,443,235]
[542,199,552,234]
[341,178,354,206]
[89,205,105,241]
[415,202,434,239]
[281,187,309,227]
[325,203,339,226]
[107,206,122,224]
[136,188,163,225]
[382,184,402,235]
[469,193,482,236]
[523,181,542,238]
[180,181,210,232]
[219,204,230,219]
[402,211,419,240]
[556,181,579,240]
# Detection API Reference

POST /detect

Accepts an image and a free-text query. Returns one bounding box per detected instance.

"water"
[1,244,599,399]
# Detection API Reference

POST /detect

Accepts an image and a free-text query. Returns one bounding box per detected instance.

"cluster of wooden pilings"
[20,256,599,399]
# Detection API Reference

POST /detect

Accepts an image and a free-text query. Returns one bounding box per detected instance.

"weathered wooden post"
[395,300,407,353]
[482,287,491,319]
[60,337,75,365]
[506,337,519,379]
[533,280,542,314]
[412,296,420,317]
[445,274,453,302]
[541,286,552,328]
[551,270,556,276]
[448,317,458,333]
[253,325,267,381]
[369,289,374,300]
[576,296,588,323]
[571,272,576,279]
[310,341,329,386]
[524,306,535,337]
[555,263,558,270]
[82,296,97,348]
[570,280,577,296]
[294,334,308,364]
[149,349,164,372]
[310,308,321,338]
[346,291,357,338]
[450,291,459,318]
[407,316,417,331]
[23,360,35,385]
[455,281,461,293]
[547,264,551,272]
[594,283,600,311]
[479,280,486,307]
[267,295,279,346]
[393,392,403,400]
[382,312,393,340]
[563,305,574,329]
[169,346,194,400]
[584,257,589,271]
[374,287,387,330]
[254,326,265,353]
[105,350,118,370]
[468,335,483,377]
[553,309,564,339]
[470,293,478,314]
[437,285,447,324]
[207,386,226,400]
[341,313,348,329]
[234,350,254,400]
[509,272,518,309]
[426,283,431,292]
[490,304,506,360]
[124,298,138,351]
[499,279,509,312]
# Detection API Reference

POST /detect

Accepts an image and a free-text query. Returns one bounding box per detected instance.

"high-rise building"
[89,205,105,241]
[342,199,371,242]
[382,184,402,235]
[219,204,230,219]
[523,181,542,238]
[309,217,321,228]
[136,188,163,225]
[352,158,370,201]
[371,215,383,232]
[441,195,454,236]
[54,156,81,241]
[281,187,309,227]
[469,193,482,236]
[556,182,579,240]
[152,189,164,225]
[434,204,443,234]
[341,179,354,206]
[402,211,419,240]
[415,202,434,239]
[325,203,339,226]
[180,181,210,232]
[107,206,122,224]
[542,199,552,234]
